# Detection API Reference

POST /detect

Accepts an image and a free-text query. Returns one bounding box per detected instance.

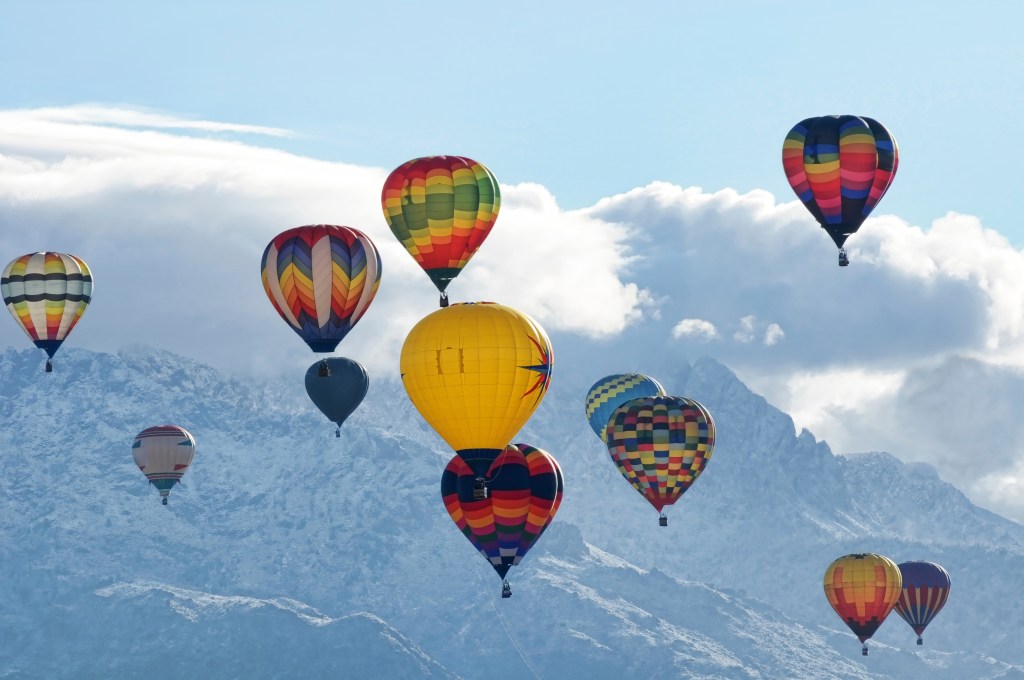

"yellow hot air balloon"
[400,302,552,478]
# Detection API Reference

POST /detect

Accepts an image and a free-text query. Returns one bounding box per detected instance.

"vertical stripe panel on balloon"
[838,116,877,229]
[348,232,381,329]
[26,253,49,341]
[804,118,842,226]
[863,117,898,214]
[311,232,334,337]
[262,243,302,329]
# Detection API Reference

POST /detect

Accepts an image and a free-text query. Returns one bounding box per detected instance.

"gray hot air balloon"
[305,358,369,437]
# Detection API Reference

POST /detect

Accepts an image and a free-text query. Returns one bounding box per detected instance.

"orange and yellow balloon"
[400,302,552,476]
[823,553,902,656]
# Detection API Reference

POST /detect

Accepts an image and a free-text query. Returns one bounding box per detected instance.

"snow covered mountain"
[1,346,1021,679]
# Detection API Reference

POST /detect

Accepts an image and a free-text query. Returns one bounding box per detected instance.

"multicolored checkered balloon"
[604,396,715,523]
[823,553,902,656]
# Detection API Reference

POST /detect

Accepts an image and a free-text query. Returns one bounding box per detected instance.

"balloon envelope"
[381,155,499,294]
[782,115,898,248]
[893,561,951,643]
[604,396,715,515]
[1,252,93,369]
[304,358,369,431]
[401,302,552,476]
[823,553,902,649]
[514,443,563,546]
[440,444,560,581]
[261,225,381,353]
[132,425,196,503]
[584,373,666,442]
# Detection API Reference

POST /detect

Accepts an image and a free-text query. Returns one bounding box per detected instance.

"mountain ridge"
[1,346,1021,678]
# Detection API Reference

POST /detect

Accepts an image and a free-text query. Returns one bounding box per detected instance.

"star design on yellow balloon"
[520,337,552,402]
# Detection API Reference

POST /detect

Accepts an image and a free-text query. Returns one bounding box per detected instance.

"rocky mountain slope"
[0,347,1020,679]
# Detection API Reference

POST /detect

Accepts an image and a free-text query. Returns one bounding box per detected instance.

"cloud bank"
[0,106,646,377]
[583,181,1024,521]
[4,105,1024,522]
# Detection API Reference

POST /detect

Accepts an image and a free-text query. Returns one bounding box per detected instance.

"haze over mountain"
[1,346,1021,679]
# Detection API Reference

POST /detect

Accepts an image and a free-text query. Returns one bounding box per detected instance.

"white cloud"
[763,323,784,346]
[461,182,652,338]
[672,318,718,340]
[8,105,1024,522]
[583,181,1024,522]
[0,105,293,137]
[733,315,756,343]
[755,367,906,446]
[0,106,647,378]
[971,464,1024,524]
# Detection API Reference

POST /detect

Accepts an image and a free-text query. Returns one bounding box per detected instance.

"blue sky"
[4,2,1024,522]
[3,0,1023,240]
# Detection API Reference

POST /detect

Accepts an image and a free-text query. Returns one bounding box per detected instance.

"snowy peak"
[1,346,1023,677]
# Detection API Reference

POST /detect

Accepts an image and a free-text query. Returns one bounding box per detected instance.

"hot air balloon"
[584,373,666,442]
[823,553,902,656]
[782,115,898,266]
[1,252,93,372]
[441,443,561,598]
[382,156,499,306]
[605,396,715,526]
[304,357,369,437]
[132,425,196,505]
[401,302,552,495]
[261,225,381,354]
[893,561,951,646]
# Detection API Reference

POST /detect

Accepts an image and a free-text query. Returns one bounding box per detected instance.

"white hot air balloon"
[132,425,196,505]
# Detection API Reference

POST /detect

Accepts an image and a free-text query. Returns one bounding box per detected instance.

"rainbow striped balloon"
[261,225,381,353]
[132,425,196,505]
[1,252,93,372]
[441,443,561,593]
[782,115,898,249]
[381,155,499,296]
